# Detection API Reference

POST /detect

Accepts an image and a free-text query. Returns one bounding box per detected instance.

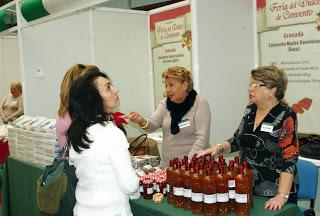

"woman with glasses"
[197,66,299,211]
[126,66,211,168]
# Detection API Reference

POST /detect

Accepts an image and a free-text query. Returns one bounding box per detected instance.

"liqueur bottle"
[234,156,240,174]
[209,155,217,171]
[182,163,192,210]
[243,161,254,208]
[173,162,184,208]
[226,163,236,212]
[166,160,175,204]
[203,168,217,216]
[235,165,250,216]
[191,167,203,214]
[216,167,230,216]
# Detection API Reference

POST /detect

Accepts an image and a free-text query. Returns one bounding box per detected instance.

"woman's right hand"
[126,112,145,125]
[196,145,219,158]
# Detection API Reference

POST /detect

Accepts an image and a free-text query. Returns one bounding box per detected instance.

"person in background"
[0,82,24,124]
[67,70,139,216]
[127,66,211,167]
[56,64,100,148]
[197,66,299,211]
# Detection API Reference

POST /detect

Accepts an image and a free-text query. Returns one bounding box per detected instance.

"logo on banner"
[155,16,185,45]
[266,0,320,27]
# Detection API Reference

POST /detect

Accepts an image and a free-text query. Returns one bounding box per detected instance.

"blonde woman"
[127,66,211,167]
[56,64,100,148]
[0,82,23,124]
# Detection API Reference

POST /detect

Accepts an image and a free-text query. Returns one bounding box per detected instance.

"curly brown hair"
[162,66,193,92]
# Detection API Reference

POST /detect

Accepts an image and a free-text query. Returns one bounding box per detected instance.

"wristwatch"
[277,192,289,199]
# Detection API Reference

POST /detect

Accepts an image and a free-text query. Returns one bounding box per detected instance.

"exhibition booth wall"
[0,0,256,143]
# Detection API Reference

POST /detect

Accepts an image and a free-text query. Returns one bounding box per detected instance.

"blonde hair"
[10,82,22,93]
[162,66,193,92]
[58,64,100,116]
[251,66,288,101]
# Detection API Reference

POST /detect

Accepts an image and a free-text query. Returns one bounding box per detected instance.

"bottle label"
[229,190,236,199]
[153,183,158,191]
[183,188,192,198]
[166,184,170,192]
[162,188,167,194]
[235,193,248,203]
[147,187,154,195]
[139,185,143,192]
[173,187,184,196]
[217,193,229,202]
[204,194,217,204]
[228,180,235,187]
[191,192,203,202]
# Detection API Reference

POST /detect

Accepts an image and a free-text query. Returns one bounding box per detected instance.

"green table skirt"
[1,156,303,216]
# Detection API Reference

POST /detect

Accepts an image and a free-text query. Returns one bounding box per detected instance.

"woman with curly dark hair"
[67,70,139,216]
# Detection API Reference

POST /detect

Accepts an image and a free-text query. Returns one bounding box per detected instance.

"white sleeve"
[108,127,140,195]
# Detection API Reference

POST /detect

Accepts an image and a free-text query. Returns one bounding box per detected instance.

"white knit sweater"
[69,122,140,216]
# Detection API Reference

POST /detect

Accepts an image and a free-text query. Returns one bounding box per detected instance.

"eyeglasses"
[248,83,267,89]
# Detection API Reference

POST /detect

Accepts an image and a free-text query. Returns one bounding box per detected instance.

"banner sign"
[266,0,320,27]
[150,5,191,106]
[260,23,320,133]
[155,16,185,45]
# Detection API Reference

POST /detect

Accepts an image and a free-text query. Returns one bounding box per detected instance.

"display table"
[1,156,303,216]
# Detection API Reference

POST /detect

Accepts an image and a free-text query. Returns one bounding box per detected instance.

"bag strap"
[130,134,148,148]
[60,141,71,159]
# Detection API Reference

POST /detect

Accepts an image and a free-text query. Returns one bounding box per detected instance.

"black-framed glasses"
[248,83,267,89]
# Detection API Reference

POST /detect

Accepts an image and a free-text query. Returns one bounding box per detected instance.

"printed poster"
[150,5,192,106]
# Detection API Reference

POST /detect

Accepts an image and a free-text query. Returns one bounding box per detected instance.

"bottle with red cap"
[216,166,230,216]
[235,164,250,216]
[243,160,253,208]
[182,163,192,210]
[166,160,175,204]
[234,156,240,174]
[226,162,236,212]
[173,161,184,208]
[203,167,217,216]
[191,167,203,214]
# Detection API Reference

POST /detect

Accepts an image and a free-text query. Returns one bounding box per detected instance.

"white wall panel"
[195,0,257,144]
[20,11,92,118]
[92,9,152,136]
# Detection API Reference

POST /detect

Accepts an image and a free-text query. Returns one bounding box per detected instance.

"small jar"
[139,176,145,196]
[158,179,167,196]
[143,179,154,199]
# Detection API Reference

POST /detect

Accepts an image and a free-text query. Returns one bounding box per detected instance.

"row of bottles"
[166,155,253,216]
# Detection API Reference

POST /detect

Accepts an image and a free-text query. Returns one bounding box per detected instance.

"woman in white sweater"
[67,69,139,216]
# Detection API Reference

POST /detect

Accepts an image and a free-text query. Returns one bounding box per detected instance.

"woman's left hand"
[264,195,288,211]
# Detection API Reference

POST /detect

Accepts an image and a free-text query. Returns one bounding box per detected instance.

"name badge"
[261,123,273,133]
[178,119,190,129]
